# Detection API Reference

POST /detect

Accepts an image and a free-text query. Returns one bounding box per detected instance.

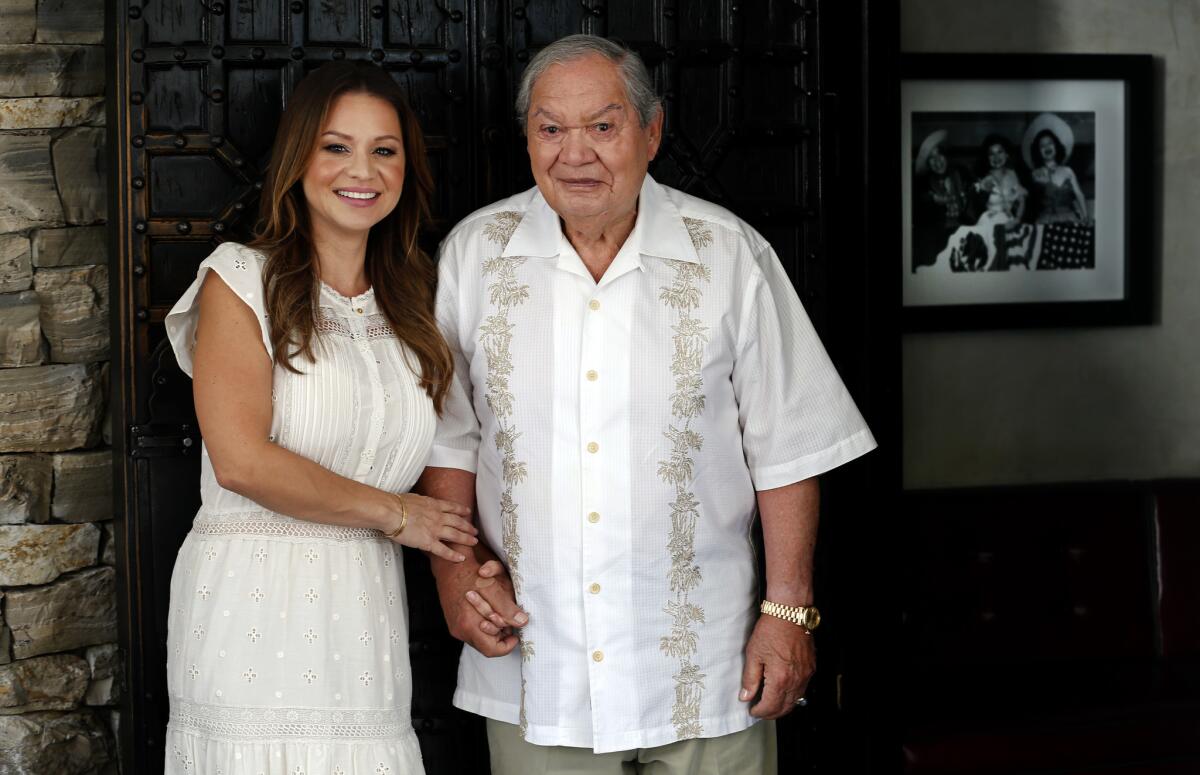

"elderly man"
[419,34,875,774]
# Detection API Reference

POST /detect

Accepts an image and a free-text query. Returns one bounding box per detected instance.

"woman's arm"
[1066,168,1088,222]
[192,272,476,560]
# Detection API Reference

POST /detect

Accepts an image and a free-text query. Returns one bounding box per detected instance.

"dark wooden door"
[108,1,898,772]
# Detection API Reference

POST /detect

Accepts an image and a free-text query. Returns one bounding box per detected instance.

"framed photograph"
[901,54,1153,330]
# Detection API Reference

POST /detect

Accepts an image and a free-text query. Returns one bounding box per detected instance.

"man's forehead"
[531,103,626,122]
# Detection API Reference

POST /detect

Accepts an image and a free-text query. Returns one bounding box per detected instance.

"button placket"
[347,303,385,480]
[579,287,612,700]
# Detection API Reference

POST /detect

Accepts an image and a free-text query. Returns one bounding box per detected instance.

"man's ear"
[646,108,665,161]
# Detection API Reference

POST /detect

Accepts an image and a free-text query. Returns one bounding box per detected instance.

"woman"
[1023,113,1088,224]
[912,128,972,270]
[162,61,475,773]
[974,134,1027,222]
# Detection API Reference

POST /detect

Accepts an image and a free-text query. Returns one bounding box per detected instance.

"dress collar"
[319,280,376,314]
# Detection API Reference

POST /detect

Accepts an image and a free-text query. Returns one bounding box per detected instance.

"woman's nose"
[347,150,374,178]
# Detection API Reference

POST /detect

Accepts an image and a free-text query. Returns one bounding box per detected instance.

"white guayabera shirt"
[431,175,876,753]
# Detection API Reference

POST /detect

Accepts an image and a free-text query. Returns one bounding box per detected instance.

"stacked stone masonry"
[0,0,118,771]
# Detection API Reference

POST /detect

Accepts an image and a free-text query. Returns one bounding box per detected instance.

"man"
[419,34,875,773]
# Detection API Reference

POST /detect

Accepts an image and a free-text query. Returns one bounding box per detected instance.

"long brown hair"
[251,61,452,412]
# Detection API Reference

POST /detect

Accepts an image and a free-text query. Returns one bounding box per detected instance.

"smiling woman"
[159,61,467,775]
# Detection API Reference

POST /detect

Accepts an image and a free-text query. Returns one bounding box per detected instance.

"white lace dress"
[162,242,433,774]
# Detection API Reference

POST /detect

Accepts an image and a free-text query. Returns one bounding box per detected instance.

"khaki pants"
[486,718,777,775]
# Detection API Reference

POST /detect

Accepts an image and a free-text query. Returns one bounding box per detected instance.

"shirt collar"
[500,175,703,267]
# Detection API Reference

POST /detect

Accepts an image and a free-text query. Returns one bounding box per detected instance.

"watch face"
[803,607,821,630]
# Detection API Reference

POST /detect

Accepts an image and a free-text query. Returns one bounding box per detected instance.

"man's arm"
[417,466,528,658]
[739,477,819,718]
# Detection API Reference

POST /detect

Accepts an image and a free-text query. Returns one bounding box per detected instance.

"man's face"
[525,54,663,226]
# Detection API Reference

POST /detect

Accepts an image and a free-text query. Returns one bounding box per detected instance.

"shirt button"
[587,512,600,524]
[585,369,598,382]
[586,441,599,454]
[592,650,604,663]
[588,299,601,311]
[355,307,364,315]
[589,582,601,594]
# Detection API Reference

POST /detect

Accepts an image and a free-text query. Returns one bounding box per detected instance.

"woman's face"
[928,147,948,175]
[1038,134,1058,163]
[987,143,1008,170]
[301,92,406,244]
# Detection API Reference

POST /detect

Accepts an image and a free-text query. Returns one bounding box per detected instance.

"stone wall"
[0,0,118,772]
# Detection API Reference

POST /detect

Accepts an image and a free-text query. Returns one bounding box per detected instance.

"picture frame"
[901,53,1154,330]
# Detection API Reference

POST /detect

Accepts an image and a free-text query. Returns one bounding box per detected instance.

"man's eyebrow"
[321,130,402,142]
[585,104,624,121]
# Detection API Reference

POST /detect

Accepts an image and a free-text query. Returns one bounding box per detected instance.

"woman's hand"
[386,494,478,561]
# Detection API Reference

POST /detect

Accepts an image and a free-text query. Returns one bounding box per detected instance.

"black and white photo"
[901,54,1153,329]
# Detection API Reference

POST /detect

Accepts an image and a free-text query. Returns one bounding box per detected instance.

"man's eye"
[593,122,612,132]
[541,126,560,135]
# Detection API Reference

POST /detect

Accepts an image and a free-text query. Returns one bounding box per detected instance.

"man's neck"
[561,204,638,283]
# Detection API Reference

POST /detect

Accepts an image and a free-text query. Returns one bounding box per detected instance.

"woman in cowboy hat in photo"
[1024,112,1089,224]
[912,128,974,270]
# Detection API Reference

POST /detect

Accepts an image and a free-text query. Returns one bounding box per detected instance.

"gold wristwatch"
[760,600,821,632]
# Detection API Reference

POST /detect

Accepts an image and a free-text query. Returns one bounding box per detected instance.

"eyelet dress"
[163,242,434,774]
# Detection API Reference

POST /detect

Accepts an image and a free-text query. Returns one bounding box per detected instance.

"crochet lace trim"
[169,697,410,741]
[192,513,386,542]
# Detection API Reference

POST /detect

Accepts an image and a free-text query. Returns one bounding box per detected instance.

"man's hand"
[738,615,815,719]
[420,466,527,657]
[435,551,527,658]
[465,559,528,636]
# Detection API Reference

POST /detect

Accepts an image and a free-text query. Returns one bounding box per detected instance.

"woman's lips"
[335,189,381,207]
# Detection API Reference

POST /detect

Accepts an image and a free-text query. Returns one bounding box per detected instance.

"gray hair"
[515,34,662,132]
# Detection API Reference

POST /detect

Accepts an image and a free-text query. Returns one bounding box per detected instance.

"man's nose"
[559,129,596,164]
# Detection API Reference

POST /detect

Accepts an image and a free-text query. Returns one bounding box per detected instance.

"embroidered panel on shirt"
[480,211,537,736]
[657,217,714,739]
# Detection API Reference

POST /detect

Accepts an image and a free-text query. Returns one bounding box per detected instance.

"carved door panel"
[109,1,897,772]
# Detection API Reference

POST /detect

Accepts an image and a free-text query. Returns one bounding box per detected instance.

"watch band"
[760,599,820,631]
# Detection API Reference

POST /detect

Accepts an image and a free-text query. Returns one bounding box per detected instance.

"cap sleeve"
[164,242,272,377]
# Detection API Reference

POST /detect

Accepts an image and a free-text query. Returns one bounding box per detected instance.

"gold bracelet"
[384,495,409,538]
[760,599,821,632]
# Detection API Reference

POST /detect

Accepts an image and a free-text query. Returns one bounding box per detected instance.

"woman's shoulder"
[206,241,268,265]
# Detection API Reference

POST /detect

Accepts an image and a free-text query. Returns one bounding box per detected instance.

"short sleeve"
[732,245,877,490]
[427,234,482,472]
[163,242,272,377]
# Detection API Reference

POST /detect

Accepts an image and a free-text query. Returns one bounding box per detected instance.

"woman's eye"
[373,147,396,157]
[324,143,349,153]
